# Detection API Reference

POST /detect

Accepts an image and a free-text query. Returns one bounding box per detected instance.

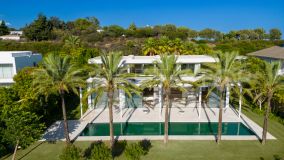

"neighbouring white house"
[0,51,42,86]
[0,35,21,41]
[9,31,23,36]
[0,31,23,41]
[248,46,284,75]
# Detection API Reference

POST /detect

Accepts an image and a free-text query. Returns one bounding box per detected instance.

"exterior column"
[79,87,83,118]
[119,89,125,117]
[194,64,201,75]
[127,65,130,73]
[177,64,181,71]
[198,87,202,118]
[238,84,242,118]
[87,83,92,109]
[225,85,230,108]
[158,84,163,117]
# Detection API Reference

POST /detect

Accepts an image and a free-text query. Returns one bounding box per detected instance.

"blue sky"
[0,0,283,34]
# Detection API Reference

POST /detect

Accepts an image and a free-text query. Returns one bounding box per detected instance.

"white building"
[0,35,21,41]
[0,51,42,86]
[0,31,23,41]
[9,31,23,36]
[248,46,284,75]
[87,55,219,112]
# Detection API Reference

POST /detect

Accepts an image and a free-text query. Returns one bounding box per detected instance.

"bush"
[59,144,83,160]
[0,144,8,158]
[124,142,145,160]
[139,139,152,155]
[90,141,112,160]
[112,140,127,158]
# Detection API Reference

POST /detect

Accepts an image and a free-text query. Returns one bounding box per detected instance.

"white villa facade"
[86,55,237,117]
[0,51,42,86]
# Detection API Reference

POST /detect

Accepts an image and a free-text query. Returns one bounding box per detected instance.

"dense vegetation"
[0,14,283,57]
[17,14,282,42]
[0,67,83,157]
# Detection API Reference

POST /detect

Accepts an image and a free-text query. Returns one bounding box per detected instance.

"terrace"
[42,92,275,141]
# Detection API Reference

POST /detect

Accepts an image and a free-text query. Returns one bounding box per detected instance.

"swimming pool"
[80,122,255,136]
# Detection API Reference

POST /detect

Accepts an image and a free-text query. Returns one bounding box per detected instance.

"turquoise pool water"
[80,122,255,136]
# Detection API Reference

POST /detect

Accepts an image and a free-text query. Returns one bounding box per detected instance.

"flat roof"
[0,51,40,57]
[247,46,284,60]
[88,55,216,64]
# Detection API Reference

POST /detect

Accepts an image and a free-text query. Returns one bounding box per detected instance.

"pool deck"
[42,100,276,141]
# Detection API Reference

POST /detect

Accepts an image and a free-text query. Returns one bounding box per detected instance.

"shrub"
[90,141,112,160]
[0,144,8,157]
[112,140,127,158]
[139,139,152,155]
[124,142,145,160]
[59,144,83,160]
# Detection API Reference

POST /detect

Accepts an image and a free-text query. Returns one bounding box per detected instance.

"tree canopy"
[23,14,53,41]
[0,21,9,36]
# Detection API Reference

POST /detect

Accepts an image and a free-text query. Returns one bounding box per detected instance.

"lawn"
[2,108,284,160]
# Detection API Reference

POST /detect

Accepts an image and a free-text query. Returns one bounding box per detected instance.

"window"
[0,64,14,79]
[181,64,195,71]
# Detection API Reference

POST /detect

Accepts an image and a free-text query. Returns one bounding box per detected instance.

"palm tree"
[32,53,86,144]
[249,61,284,144]
[64,35,81,48]
[87,51,140,147]
[141,54,191,144]
[143,38,158,55]
[202,51,246,144]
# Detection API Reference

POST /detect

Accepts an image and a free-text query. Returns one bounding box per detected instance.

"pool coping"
[76,135,267,141]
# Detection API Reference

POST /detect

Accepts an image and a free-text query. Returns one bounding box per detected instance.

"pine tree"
[0,21,9,36]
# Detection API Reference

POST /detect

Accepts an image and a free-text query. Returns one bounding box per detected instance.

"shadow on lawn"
[259,155,283,160]
[139,139,152,155]
[84,139,152,159]
[112,140,127,158]
[83,140,127,159]
[17,142,45,160]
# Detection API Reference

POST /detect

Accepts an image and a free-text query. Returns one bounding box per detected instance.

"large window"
[181,64,195,71]
[0,64,13,79]
[129,64,153,74]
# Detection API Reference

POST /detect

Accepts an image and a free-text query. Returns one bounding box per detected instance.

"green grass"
[2,108,284,160]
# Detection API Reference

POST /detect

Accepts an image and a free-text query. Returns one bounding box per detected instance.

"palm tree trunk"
[258,100,262,110]
[164,87,170,144]
[12,140,19,160]
[217,88,224,144]
[60,90,71,144]
[262,93,272,145]
[107,89,115,147]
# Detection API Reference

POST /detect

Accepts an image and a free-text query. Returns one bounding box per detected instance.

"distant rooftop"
[247,46,284,60]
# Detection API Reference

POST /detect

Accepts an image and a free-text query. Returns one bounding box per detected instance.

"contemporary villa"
[87,55,215,111]
[0,51,42,86]
[42,54,276,141]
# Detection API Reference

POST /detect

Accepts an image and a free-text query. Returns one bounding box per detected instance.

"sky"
[0,0,283,34]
